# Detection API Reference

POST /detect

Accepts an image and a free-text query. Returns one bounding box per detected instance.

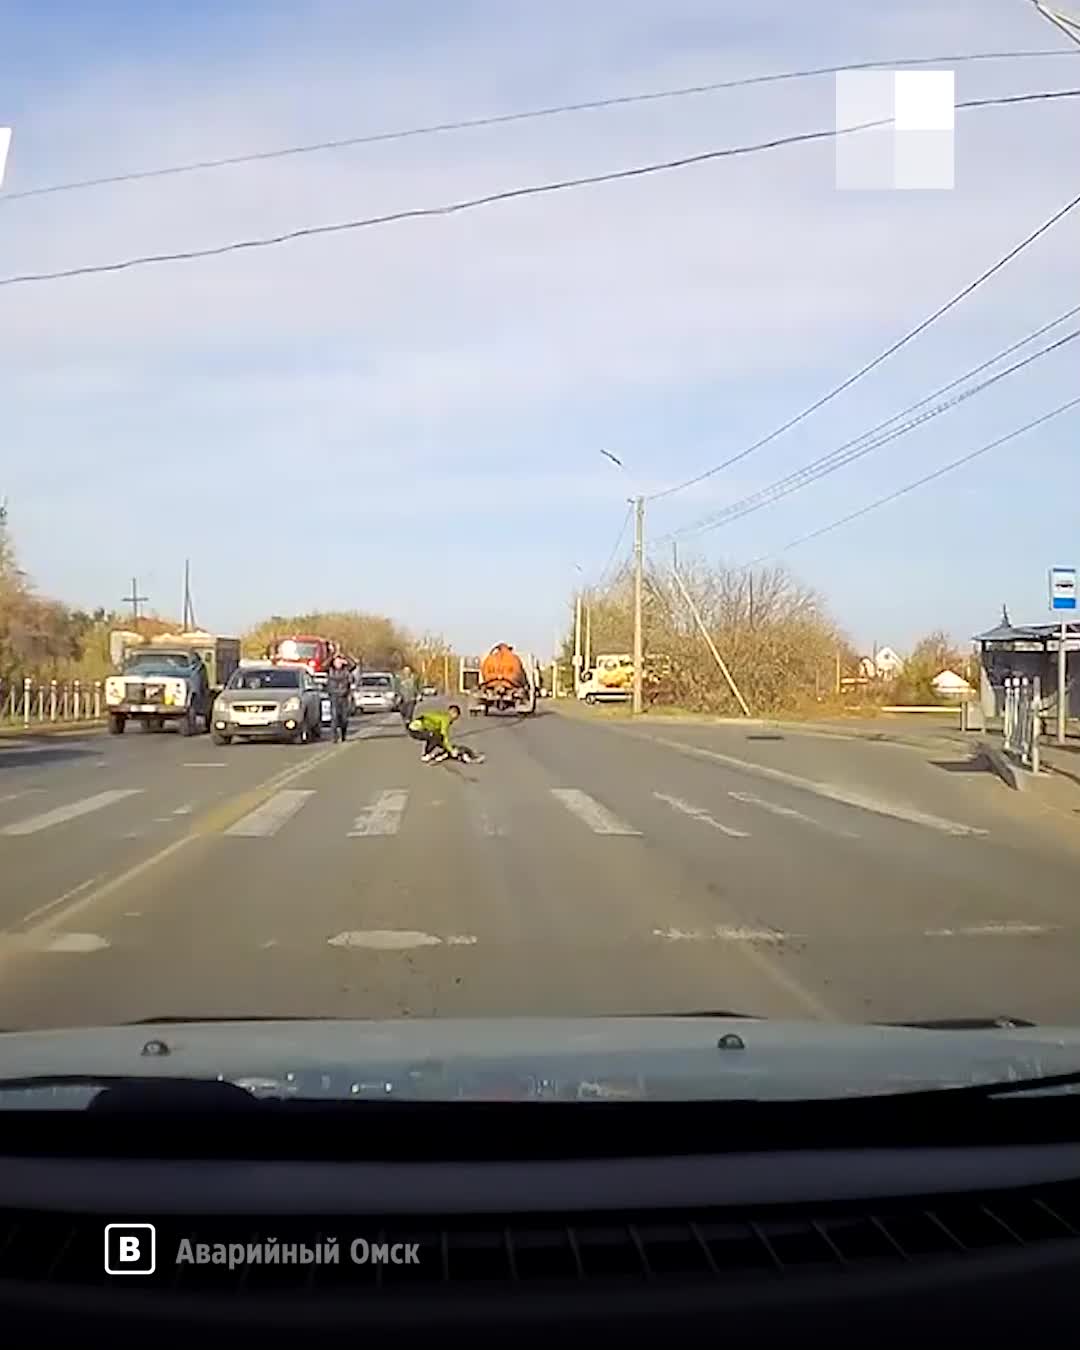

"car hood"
[1,1017,1080,1105]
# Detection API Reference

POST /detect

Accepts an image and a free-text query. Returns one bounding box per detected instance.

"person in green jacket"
[407,705,483,763]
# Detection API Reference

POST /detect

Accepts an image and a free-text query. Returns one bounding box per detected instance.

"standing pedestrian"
[398,664,418,726]
[327,654,352,742]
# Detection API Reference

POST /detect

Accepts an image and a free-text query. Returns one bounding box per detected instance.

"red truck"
[269,635,334,685]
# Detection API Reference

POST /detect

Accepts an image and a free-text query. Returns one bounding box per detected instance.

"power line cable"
[1,88,1078,291]
[2,50,1075,206]
[649,163,1080,503]
[596,503,634,589]
[662,319,1080,542]
[747,393,1080,564]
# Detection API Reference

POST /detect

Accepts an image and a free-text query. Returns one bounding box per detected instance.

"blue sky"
[2,0,1078,658]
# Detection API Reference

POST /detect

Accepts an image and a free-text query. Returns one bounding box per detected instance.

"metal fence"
[1002,675,1041,774]
[0,677,105,727]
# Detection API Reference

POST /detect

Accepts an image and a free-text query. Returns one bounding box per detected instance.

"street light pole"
[632,495,645,716]
[573,591,583,694]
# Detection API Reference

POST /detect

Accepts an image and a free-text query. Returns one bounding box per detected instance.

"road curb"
[0,721,105,741]
[977,740,1026,792]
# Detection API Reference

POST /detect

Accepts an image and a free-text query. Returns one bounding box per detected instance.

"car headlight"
[283,696,301,712]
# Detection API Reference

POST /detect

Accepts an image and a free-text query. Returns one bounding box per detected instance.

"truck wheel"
[585,694,597,705]
[211,731,232,747]
[176,707,195,737]
[108,713,126,735]
[482,704,490,716]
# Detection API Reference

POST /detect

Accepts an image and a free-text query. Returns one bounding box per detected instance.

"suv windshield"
[361,675,392,688]
[228,669,300,690]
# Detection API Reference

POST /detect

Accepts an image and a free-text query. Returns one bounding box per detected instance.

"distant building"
[931,669,974,700]
[858,646,904,680]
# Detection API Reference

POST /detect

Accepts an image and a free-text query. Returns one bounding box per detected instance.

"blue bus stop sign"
[1049,567,1077,612]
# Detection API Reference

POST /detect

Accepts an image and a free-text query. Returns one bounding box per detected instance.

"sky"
[1,0,1079,659]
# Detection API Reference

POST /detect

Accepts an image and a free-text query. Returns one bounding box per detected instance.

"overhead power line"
[748,393,1080,564]
[596,504,634,589]
[650,169,1080,503]
[663,317,1080,542]
[1,87,1078,291]
[2,49,1076,206]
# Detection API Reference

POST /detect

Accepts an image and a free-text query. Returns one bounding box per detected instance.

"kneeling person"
[407,705,483,763]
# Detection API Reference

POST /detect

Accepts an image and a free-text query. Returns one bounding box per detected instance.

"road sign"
[1049,566,1077,612]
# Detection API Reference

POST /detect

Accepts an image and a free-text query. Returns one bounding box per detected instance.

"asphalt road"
[2,702,1080,1030]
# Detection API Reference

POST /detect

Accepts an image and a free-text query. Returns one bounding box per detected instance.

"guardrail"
[1002,675,1041,774]
[0,677,105,727]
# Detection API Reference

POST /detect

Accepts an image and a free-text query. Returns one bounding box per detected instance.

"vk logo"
[104,1223,156,1275]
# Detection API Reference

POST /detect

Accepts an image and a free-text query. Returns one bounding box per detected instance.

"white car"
[353,672,401,714]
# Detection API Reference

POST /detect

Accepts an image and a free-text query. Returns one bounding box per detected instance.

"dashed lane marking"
[923,921,1055,937]
[0,788,143,837]
[550,788,641,836]
[653,792,749,838]
[726,790,858,837]
[41,932,110,953]
[327,930,477,950]
[653,925,786,943]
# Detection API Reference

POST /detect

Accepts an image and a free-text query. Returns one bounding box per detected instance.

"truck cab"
[104,632,240,737]
[270,636,333,686]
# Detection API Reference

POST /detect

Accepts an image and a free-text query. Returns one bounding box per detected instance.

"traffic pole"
[1059,619,1067,745]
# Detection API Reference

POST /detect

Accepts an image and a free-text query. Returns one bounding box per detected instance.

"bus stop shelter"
[974,610,1080,722]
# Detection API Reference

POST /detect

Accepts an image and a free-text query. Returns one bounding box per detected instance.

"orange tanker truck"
[470,643,539,716]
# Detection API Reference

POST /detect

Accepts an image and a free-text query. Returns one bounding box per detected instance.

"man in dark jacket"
[398,665,418,726]
[326,654,352,742]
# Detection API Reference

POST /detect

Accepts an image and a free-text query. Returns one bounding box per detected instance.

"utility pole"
[584,591,592,672]
[122,577,148,626]
[573,592,583,694]
[632,494,645,716]
[182,558,197,630]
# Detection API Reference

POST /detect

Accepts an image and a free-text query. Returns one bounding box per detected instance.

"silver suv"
[211,664,323,745]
